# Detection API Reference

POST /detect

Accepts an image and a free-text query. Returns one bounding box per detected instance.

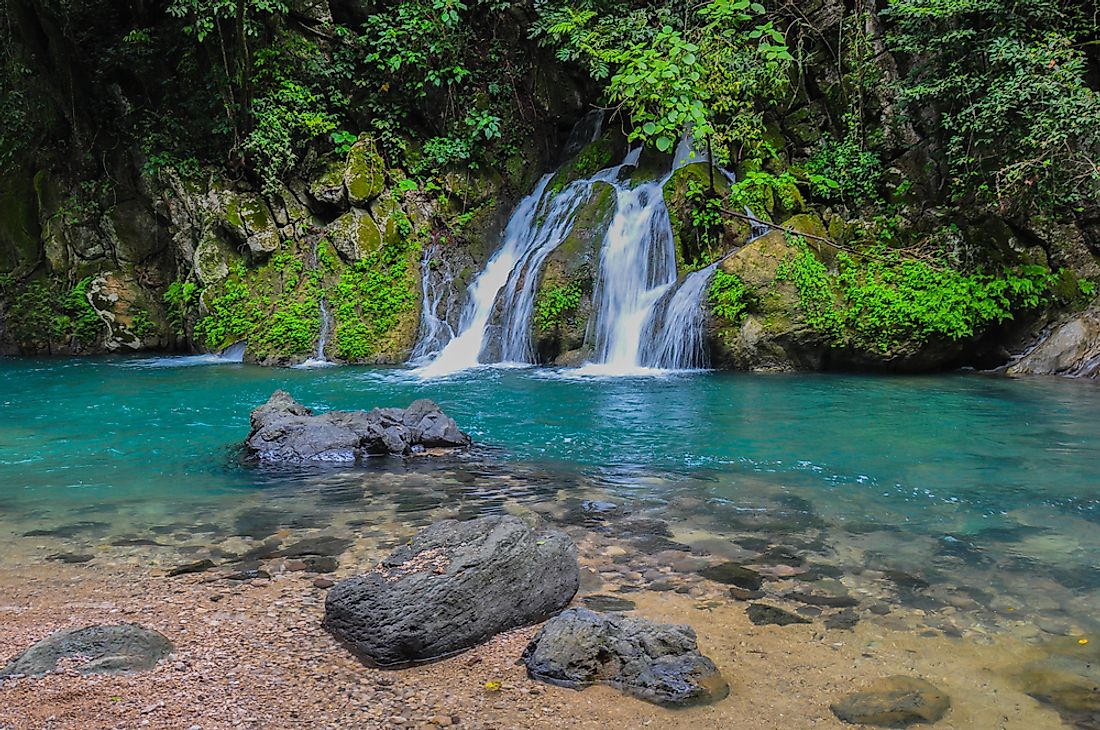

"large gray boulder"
[245,390,471,463]
[323,515,579,667]
[522,607,729,707]
[0,624,172,677]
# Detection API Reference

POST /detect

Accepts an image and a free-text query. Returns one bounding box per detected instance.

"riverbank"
[0,544,1072,730]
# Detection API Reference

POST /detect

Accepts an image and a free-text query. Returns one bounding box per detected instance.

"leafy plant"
[709,270,749,324]
[535,281,583,332]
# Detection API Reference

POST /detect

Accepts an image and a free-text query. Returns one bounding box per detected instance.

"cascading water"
[410,244,460,361]
[579,176,679,375]
[414,128,734,378]
[638,263,717,371]
[297,299,335,368]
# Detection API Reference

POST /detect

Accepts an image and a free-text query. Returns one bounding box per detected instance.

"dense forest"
[2,0,1099,372]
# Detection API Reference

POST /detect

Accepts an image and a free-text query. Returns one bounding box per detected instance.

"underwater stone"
[0,624,173,677]
[697,562,764,590]
[581,594,636,612]
[522,607,729,707]
[746,603,811,626]
[831,676,950,727]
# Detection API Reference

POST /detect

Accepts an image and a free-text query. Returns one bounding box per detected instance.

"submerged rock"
[522,607,729,707]
[245,391,471,463]
[0,624,172,677]
[746,603,811,626]
[323,515,578,667]
[831,676,950,727]
[1018,641,1100,718]
[581,595,636,612]
[167,558,216,577]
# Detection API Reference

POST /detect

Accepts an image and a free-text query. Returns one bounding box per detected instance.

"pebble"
[313,578,335,589]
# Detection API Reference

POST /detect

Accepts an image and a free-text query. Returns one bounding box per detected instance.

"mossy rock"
[662,161,743,272]
[194,233,237,285]
[708,230,828,371]
[309,157,349,209]
[0,169,42,275]
[345,137,385,207]
[109,199,166,265]
[547,136,616,195]
[533,181,615,362]
[328,209,383,263]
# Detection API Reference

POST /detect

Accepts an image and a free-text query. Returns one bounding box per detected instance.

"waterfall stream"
[297,299,335,369]
[414,132,730,378]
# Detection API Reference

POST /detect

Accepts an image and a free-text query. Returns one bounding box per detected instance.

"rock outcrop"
[245,390,471,463]
[1007,305,1100,378]
[0,624,172,677]
[323,515,579,667]
[522,607,729,707]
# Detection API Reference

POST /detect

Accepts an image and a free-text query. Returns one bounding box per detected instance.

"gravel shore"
[0,558,1068,730]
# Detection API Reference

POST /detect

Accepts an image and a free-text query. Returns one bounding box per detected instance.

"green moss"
[330,233,419,361]
[776,237,1061,352]
[194,242,322,360]
[346,137,385,205]
[709,270,749,325]
[535,281,583,332]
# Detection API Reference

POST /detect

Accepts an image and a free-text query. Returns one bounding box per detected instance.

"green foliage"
[129,310,159,339]
[195,253,321,359]
[164,280,202,336]
[886,0,1100,213]
[534,0,791,158]
[729,170,800,214]
[777,237,1060,351]
[245,40,342,193]
[535,281,583,332]
[331,238,419,361]
[709,270,749,324]
[330,130,357,155]
[805,131,885,206]
[0,276,105,351]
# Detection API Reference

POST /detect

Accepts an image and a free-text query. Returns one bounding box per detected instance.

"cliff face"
[1,0,1097,373]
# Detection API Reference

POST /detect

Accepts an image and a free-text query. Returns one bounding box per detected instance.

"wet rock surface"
[0,624,173,677]
[747,603,811,626]
[831,676,950,727]
[522,607,729,707]
[323,515,579,667]
[246,391,471,463]
[1018,641,1100,722]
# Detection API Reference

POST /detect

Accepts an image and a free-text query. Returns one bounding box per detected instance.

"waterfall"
[414,128,729,378]
[414,174,557,377]
[415,149,643,377]
[297,298,335,369]
[638,264,717,370]
[579,177,678,374]
[411,244,459,361]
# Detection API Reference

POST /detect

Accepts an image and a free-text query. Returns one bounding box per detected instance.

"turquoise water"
[3,355,1100,627]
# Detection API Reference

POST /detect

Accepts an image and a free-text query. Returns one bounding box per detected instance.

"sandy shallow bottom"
[0,555,1074,730]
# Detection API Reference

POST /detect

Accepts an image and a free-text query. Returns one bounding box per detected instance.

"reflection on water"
[2,355,1100,642]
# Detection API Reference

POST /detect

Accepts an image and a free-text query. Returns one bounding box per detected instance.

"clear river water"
[3,355,1100,645]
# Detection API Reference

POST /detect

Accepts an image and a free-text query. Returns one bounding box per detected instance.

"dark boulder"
[0,624,172,677]
[323,515,578,667]
[245,390,471,463]
[522,607,729,707]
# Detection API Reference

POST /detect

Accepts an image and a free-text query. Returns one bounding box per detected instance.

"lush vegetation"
[777,237,1063,352]
[709,270,749,325]
[535,281,584,332]
[0,274,104,352]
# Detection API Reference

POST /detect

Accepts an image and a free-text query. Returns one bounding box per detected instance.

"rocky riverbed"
[1,472,1093,730]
